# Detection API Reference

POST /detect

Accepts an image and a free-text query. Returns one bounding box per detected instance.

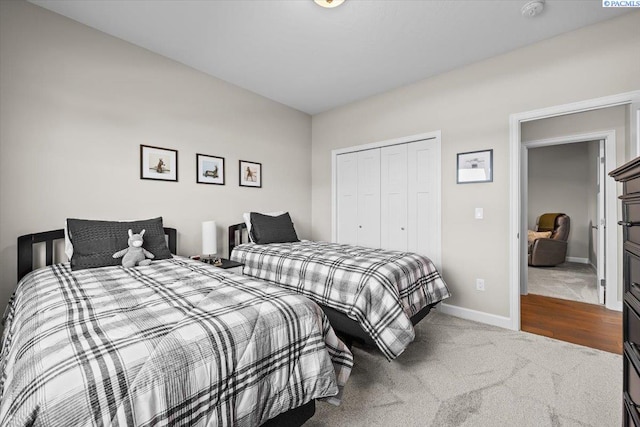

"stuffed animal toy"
[112,229,155,268]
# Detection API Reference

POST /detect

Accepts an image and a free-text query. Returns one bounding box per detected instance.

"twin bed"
[229,213,450,361]
[1,224,352,427]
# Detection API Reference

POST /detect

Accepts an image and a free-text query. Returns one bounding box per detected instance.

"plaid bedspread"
[231,241,451,360]
[0,257,352,427]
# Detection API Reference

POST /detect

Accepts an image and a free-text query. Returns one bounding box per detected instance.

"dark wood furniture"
[192,256,244,274]
[205,257,243,269]
[228,222,436,348]
[16,227,315,427]
[610,157,640,426]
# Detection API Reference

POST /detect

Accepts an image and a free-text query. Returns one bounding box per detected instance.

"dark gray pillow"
[67,217,172,271]
[250,212,299,244]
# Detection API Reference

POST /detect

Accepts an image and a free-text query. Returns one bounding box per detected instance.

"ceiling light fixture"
[314,0,345,8]
[521,0,545,17]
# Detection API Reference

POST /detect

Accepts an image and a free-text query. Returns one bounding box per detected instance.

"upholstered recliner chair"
[528,213,570,267]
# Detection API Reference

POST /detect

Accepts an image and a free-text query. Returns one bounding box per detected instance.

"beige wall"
[0,1,311,310]
[527,143,591,260]
[521,106,627,156]
[2,2,639,323]
[311,12,640,318]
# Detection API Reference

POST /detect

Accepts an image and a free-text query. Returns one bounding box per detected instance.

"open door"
[596,139,606,305]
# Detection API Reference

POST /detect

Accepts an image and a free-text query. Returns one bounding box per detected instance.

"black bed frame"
[228,222,436,348]
[17,228,178,281]
[16,227,315,426]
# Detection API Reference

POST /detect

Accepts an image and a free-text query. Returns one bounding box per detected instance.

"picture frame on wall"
[239,160,262,188]
[196,154,225,185]
[457,149,493,184]
[140,144,178,182]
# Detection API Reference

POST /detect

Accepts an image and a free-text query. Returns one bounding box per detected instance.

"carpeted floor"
[527,262,599,305]
[308,311,621,427]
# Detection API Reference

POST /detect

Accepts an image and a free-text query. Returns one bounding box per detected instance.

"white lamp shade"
[202,221,217,255]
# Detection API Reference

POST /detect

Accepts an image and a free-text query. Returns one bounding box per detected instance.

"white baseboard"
[437,303,513,330]
[607,300,623,312]
[566,257,590,264]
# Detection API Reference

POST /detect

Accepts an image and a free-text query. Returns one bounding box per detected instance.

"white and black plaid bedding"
[231,241,451,360]
[0,257,352,427]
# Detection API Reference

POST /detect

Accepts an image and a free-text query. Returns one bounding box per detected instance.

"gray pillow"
[67,217,172,271]
[250,212,299,244]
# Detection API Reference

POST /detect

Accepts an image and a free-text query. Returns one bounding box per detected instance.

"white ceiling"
[29,0,630,115]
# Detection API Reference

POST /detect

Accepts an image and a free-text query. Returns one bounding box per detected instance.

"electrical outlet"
[475,208,484,219]
[476,278,485,291]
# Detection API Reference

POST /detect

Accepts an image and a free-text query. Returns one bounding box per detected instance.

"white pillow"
[243,211,286,242]
[64,220,73,260]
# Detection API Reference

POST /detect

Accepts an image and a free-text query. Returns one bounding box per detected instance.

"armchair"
[528,213,570,267]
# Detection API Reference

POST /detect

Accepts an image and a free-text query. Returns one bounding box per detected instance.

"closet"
[335,137,440,263]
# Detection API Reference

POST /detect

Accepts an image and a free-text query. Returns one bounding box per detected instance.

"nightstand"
[191,256,244,275]
[211,258,244,275]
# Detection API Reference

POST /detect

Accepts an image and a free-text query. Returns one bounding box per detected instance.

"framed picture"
[196,154,225,185]
[239,160,262,188]
[457,149,493,184]
[140,144,178,182]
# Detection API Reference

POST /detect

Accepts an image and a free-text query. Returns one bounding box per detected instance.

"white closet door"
[407,139,440,266]
[381,144,408,251]
[357,149,381,248]
[336,152,358,245]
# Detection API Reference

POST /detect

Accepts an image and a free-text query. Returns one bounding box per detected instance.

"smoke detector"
[522,0,545,17]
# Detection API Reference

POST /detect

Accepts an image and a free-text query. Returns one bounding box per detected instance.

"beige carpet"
[527,262,599,305]
[308,311,621,427]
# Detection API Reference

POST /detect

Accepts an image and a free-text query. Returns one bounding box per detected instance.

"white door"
[597,140,606,305]
[381,144,408,251]
[407,139,440,267]
[336,152,358,245]
[357,149,381,248]
[631,102,640,158]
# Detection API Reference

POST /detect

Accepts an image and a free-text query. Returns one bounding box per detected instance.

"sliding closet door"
[336,152,358,245]
[407,139,440,265]
[357,149,381,248]
[381,144,408,251]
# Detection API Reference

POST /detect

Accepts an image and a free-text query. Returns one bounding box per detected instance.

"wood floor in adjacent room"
[521,293,622,354]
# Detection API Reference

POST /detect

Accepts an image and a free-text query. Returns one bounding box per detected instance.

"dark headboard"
[228,222,248,255]
[17,227,177,281]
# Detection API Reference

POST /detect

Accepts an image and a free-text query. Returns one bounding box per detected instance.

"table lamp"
[202,220,221,266]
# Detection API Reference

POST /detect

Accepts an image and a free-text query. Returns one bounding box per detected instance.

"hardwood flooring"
[521,294,622,354]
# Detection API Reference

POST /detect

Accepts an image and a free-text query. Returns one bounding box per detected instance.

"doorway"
[522,133,614,307]
[508,90,640,332]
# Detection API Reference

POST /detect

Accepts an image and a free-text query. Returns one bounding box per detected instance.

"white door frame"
[331,130,442,269]
[509,90,640,331]
[521,130,617,310]
[598,139,606,305]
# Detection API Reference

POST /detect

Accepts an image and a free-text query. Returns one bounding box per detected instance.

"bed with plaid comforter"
[0,257,352,427]
[231,241,451,360]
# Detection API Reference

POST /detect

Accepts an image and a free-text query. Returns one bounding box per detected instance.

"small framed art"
[239,160,262,188]
[196,154,225,185]
[457,149,493,184]
[140,144,178,182]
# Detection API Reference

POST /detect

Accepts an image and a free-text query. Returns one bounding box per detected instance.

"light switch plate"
[475,207,484,219]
